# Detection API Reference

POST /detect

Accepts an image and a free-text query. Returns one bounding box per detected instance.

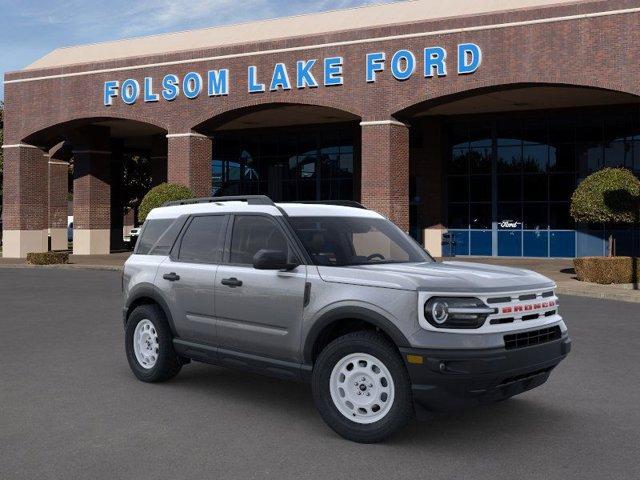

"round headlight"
[431,300,449,324]
[424,297,492,329]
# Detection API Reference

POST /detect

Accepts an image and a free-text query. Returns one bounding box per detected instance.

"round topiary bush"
[139,183,194,222]
[570,167,640,224]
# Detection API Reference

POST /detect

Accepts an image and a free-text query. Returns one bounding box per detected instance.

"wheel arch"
[124,284,177,336]
[303,306,410,364]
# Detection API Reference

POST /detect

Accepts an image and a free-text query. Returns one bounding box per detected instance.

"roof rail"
[291,200,367,209]
[163,195,276,207]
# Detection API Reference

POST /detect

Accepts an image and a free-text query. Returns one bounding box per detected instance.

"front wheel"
[312,331,414,443]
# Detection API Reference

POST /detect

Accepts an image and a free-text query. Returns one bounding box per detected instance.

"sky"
[0,0,401,100]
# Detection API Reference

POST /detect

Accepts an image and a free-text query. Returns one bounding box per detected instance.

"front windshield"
[289,216,433,266]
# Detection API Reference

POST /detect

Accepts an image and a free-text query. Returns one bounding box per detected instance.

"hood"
[317,261,555,293]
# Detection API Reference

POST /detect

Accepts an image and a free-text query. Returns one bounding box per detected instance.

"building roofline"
[20,0,593,72]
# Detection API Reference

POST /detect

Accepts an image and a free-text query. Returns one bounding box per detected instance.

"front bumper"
[400,334,571,414]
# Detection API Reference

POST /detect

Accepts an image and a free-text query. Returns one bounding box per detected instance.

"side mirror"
[253,249,298,270]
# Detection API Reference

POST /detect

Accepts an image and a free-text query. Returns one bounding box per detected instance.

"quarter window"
[178,215,227,264]
[136,219,174,255]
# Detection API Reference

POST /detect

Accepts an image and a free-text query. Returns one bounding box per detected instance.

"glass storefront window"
[497,175,521,202]
[447,176,469,203]
[211,124,357,201]
[470,203,491,229]
[604,140,632,168]
[444,107,639,257]
[523,203,548,230]
[497,145,522,173]
[447,204,469,229]
[470,175,491,202]
[523,144,548,173]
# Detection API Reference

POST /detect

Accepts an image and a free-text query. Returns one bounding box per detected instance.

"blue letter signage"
[103,43,482,106]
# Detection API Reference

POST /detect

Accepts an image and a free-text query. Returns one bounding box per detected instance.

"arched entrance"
[397,84,640,258]
[194,103,361,203]
[3,118,167,257]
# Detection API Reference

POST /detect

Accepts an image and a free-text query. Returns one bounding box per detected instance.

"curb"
[0,264,123,272]
[556,285,640,303]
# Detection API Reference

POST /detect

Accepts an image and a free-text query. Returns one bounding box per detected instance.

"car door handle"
[163,272,181,282]
[221,277,243,288]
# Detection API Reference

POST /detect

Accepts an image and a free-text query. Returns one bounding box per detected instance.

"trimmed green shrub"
[574,256,640,284]
[570,168,640,224]
[27,251,69,265]
[139,183,194,222]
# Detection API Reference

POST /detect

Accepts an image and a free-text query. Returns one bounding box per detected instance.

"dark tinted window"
[178,215,227,264]
[136,219,174,255]
[148,217,187,256]
[229,216,289,265]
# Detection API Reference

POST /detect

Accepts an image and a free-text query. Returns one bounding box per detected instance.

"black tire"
[312,331,414,443]
[125,304,182,383]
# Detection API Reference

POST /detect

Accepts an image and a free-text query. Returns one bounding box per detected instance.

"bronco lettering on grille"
[502,300,555,315]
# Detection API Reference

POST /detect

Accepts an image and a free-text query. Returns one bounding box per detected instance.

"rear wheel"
[125,304,182,382]
[312,331,414,443]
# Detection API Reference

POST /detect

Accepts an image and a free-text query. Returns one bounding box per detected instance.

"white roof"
[26,0,583,70]
[146,201,383,220]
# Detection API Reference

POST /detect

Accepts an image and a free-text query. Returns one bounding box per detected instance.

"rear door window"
[177,215,228,264]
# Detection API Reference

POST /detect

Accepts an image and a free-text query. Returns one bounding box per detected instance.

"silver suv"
[122,195,571,443]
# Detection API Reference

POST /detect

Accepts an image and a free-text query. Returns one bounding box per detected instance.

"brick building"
[3,0,640,258]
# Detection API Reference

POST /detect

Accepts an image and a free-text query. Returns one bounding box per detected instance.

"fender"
[303,305,411,364]
[124,282,177,336]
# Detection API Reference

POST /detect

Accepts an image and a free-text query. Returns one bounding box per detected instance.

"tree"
[570,167,640,256]
[121,153,152,223]
[138,183,194,222]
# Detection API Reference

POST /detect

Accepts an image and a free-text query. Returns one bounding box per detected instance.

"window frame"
[169,213,230,265]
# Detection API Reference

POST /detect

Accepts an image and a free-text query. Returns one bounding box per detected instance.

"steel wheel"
[133,319,159,369]
[329,352,395,424]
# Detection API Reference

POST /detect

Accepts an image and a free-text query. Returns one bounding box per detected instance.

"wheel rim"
[329,353,395,424]
[133,319,159,369]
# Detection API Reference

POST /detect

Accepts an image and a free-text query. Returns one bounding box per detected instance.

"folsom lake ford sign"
[103,43,482,106]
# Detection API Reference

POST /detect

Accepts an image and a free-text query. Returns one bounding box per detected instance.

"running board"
[173,339,312,382]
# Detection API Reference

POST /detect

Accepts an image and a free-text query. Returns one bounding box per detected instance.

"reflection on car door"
[156,214,229,346]
[214,214,307,362]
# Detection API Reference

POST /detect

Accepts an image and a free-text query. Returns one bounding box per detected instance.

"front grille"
[504,326,561,350]
[518,293,537,301]
[487,296,511,304]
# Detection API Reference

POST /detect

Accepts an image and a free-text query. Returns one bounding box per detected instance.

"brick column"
[1,144,49,258]
[71,126,111,255]
[73,149,111,255]
[167,132,212,197]
[48,151,69,251]
[150,134,168,186]
[360,120,410,232]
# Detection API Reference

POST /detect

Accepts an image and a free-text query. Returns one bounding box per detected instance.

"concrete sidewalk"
[1,252,638,302]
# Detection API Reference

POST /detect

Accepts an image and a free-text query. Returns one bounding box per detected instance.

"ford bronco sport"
[122,195,571,443]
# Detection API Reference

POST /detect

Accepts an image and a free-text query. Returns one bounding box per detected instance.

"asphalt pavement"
[1,268,639,480]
